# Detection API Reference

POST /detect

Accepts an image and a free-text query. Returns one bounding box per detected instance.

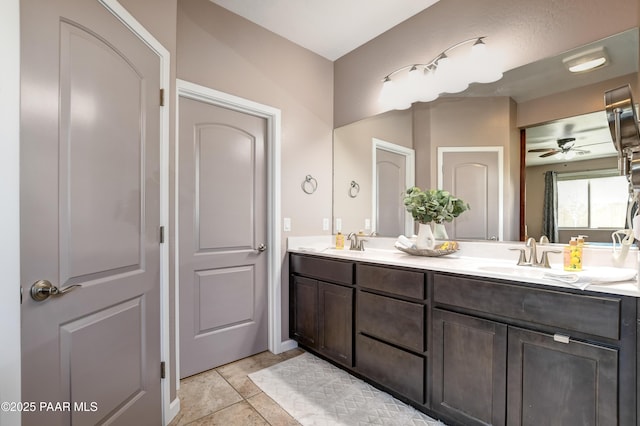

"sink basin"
[475,264,547,278]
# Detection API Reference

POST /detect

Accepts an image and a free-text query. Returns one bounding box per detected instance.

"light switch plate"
[322,218,329,231]
[283,217,291,232]
[335,218,342,232]
[365,218,371,230]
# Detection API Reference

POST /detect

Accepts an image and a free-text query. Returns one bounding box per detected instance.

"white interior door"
[20,1,163,424]
[439,148,503,241]
[178,94,269,378]
[373,139,415,237]
[376,149,407,237]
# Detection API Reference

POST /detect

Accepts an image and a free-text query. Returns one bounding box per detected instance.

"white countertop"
[288,236,640,298]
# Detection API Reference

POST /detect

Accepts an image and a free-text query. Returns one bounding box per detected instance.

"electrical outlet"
[365,218,371,230]
[283,217,291,232]
[335,218,342,232]
[322,218,329,231]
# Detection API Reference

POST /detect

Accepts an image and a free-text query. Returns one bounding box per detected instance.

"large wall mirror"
[333,27,639,242]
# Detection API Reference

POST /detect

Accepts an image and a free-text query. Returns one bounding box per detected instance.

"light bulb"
[416,68,438,102]
[435,54,469,94]
[379,76,411,110]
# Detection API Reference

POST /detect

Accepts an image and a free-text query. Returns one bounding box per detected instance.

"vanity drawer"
[290,254,353,285]
[433,274,621,340]
[357,290,424,352]
[356,334,424,403]
[357,264,425,299]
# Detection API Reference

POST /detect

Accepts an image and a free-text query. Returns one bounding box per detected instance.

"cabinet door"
[318,281,353,366]
[432,309,507,426]
[507,327,618,426]
[291,276,318,348]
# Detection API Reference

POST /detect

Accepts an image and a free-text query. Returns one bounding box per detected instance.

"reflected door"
[440,150,502,240]
[376,148,407,237]
[178,95,268,378]
[20,0,162,424]
[373,139,415,237]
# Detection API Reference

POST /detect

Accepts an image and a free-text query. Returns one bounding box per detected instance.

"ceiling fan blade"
[528,148,555,153]
[572,149,591,154]
[575,141,613,148]
[540,150,560,158]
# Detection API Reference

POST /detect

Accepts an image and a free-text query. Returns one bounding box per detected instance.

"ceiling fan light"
[568,57,607,72]
[563,46,609,73]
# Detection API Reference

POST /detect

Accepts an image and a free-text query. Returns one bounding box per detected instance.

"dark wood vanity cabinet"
[289,253,638,426]
[290,254,354,367]
[432,273,635,426]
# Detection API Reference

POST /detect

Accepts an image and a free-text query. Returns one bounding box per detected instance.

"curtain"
[542,171,559,243]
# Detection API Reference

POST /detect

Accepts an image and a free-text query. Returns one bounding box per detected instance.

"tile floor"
[168,348,304,426]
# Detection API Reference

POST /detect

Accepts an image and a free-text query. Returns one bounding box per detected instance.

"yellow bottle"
[335,232,344,249]
[564,237,582,271]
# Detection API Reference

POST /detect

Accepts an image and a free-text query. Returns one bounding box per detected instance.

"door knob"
[256,244,267,252]
[30,280,81,302]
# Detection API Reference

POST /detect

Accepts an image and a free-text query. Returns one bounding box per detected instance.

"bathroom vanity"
[288,240,640,426]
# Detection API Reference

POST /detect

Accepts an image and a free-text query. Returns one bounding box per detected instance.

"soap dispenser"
[335,232,344,250]
[564,237,582,271]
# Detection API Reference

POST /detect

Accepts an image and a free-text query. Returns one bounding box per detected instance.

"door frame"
[371,138,415,236]
[437,146,504,241]
[0,1,21,425]
[175,79,284,382]
[98,2,173,422]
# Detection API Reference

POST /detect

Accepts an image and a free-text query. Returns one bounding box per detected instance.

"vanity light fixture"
[379,36,504,111]
[563,46,609,73]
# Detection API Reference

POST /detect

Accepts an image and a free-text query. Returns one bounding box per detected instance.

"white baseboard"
[276,339,298,354]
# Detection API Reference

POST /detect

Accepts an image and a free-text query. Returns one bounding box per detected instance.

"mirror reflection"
[333,28,639,242]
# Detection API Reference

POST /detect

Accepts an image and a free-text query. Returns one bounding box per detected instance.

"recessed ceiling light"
[563,46,609,73]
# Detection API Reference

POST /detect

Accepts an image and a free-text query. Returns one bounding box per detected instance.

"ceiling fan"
[528,137,591,158]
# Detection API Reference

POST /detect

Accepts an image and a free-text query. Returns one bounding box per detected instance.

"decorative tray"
[395,243,459,257]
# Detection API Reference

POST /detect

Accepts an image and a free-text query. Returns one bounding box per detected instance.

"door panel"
[61,298,144,425]
[432,309,507,426]
[21,0,162,424]
[60,20,144,283]
[196,266,255,332]
[197,125,255,250]
[507,327,618,426]
[179,96,268,378]
[376,148,406,237]
[441,151,500,240]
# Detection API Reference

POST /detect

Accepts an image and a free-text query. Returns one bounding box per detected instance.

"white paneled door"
[21,0,163,424]
[440,149,502,241]
[376,148,407,237]
[178,95,269,378]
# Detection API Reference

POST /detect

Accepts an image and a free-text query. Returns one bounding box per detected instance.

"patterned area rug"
[248,352,446,426]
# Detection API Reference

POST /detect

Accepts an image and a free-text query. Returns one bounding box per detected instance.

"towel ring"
[301,175,318,194]
[349,180,360,198]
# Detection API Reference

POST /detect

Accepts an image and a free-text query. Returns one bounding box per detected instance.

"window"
[557,173,628,229]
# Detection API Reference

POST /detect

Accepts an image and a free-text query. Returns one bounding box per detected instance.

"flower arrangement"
[403,187,470,224]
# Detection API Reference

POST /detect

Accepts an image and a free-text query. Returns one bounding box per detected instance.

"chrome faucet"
[526,237,537,266]
[347,232,366,251]
[510,237,561,268]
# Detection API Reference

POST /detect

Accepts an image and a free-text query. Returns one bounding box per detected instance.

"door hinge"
[161,361,166,379]
[160,89,165,107]
[159,226,165,244]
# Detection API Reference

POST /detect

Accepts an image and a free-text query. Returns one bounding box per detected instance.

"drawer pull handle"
[553,333,570,344]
